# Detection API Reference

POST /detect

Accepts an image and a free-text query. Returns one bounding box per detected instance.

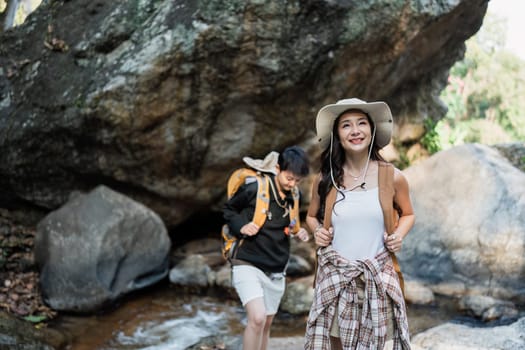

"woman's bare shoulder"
[393,166,410,189]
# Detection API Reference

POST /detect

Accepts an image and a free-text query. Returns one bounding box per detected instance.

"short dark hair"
[278,146,309,177]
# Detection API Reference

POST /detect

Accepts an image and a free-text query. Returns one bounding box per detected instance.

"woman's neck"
[343,153,370,174]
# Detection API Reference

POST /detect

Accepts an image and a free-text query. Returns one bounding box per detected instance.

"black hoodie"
[223,176,296,273]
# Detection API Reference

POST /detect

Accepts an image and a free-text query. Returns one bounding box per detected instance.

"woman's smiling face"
[337,110,372,152]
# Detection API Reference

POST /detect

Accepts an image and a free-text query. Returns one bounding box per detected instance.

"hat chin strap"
[329,125,376,191]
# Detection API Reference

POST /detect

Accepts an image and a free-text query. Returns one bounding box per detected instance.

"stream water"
[48,280,475,350]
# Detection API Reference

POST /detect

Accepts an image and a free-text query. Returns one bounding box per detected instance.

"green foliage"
[436,10,525,150]
[393,151,411,170]
[449,57,475,79]
[24,314,48,323]
[420,119,441,155]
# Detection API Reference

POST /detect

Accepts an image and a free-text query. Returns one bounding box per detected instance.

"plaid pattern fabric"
[305,246,411,350]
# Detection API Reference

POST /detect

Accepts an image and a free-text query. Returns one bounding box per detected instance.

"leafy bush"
[437,11,525,150]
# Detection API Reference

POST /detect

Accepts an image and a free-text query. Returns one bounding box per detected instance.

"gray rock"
[286,254,313,277]
[186,334,242,350]
[169,254,214,288]
[0,311,66,350]
[35,185,171,312]
[494,142,525,172]
[404,279,435,305]
[411,316,525,350]
[215,264,235,292]
[400,144,525,301]
[458,295,519,322]
[280,275,314,315]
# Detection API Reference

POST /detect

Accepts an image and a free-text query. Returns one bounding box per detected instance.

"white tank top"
[331,187,386,261]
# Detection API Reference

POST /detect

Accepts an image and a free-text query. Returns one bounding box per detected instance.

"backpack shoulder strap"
[378,161,396,234]
[288,186,301,234]
[378,161,405,295]
[252,174,270,228]
[227,167,271,228]
[323,187,337,230]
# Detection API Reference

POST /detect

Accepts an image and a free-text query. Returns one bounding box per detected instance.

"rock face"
[400,143,525,302]
[34,185,171,312]
[0,0,488,229]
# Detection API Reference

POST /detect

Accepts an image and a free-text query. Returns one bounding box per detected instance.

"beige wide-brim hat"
[243,151,279,175]
[316,98,393,149]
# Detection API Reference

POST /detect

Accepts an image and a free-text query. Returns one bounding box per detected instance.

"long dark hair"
[316,109,386,221]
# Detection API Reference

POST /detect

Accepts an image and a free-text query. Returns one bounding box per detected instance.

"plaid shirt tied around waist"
[304,246,411,350]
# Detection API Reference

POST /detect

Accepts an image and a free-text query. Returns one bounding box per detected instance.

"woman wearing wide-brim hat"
[304,98,415,350]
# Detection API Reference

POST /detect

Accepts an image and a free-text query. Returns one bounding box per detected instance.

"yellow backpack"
[221,153,300,261]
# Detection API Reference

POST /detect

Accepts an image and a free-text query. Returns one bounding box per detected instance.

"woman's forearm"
[305,215,320,234]
[393,214,415,239]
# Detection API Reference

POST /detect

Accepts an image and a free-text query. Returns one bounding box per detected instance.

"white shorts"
[232,265,286,315]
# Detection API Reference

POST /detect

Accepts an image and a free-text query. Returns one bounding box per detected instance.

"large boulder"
[34,185,171,312]
[0,0,488,229]
[400,143,525,302]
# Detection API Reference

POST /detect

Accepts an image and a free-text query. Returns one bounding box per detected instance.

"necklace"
[268,178,290,218]
[345,156,371,184]
[345,167,365,180]
[338,158,372,191]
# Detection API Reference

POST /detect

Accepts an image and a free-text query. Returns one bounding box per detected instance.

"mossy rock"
[0,311,68,350]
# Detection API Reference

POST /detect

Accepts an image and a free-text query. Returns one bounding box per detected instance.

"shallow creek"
[48,282,473,350]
